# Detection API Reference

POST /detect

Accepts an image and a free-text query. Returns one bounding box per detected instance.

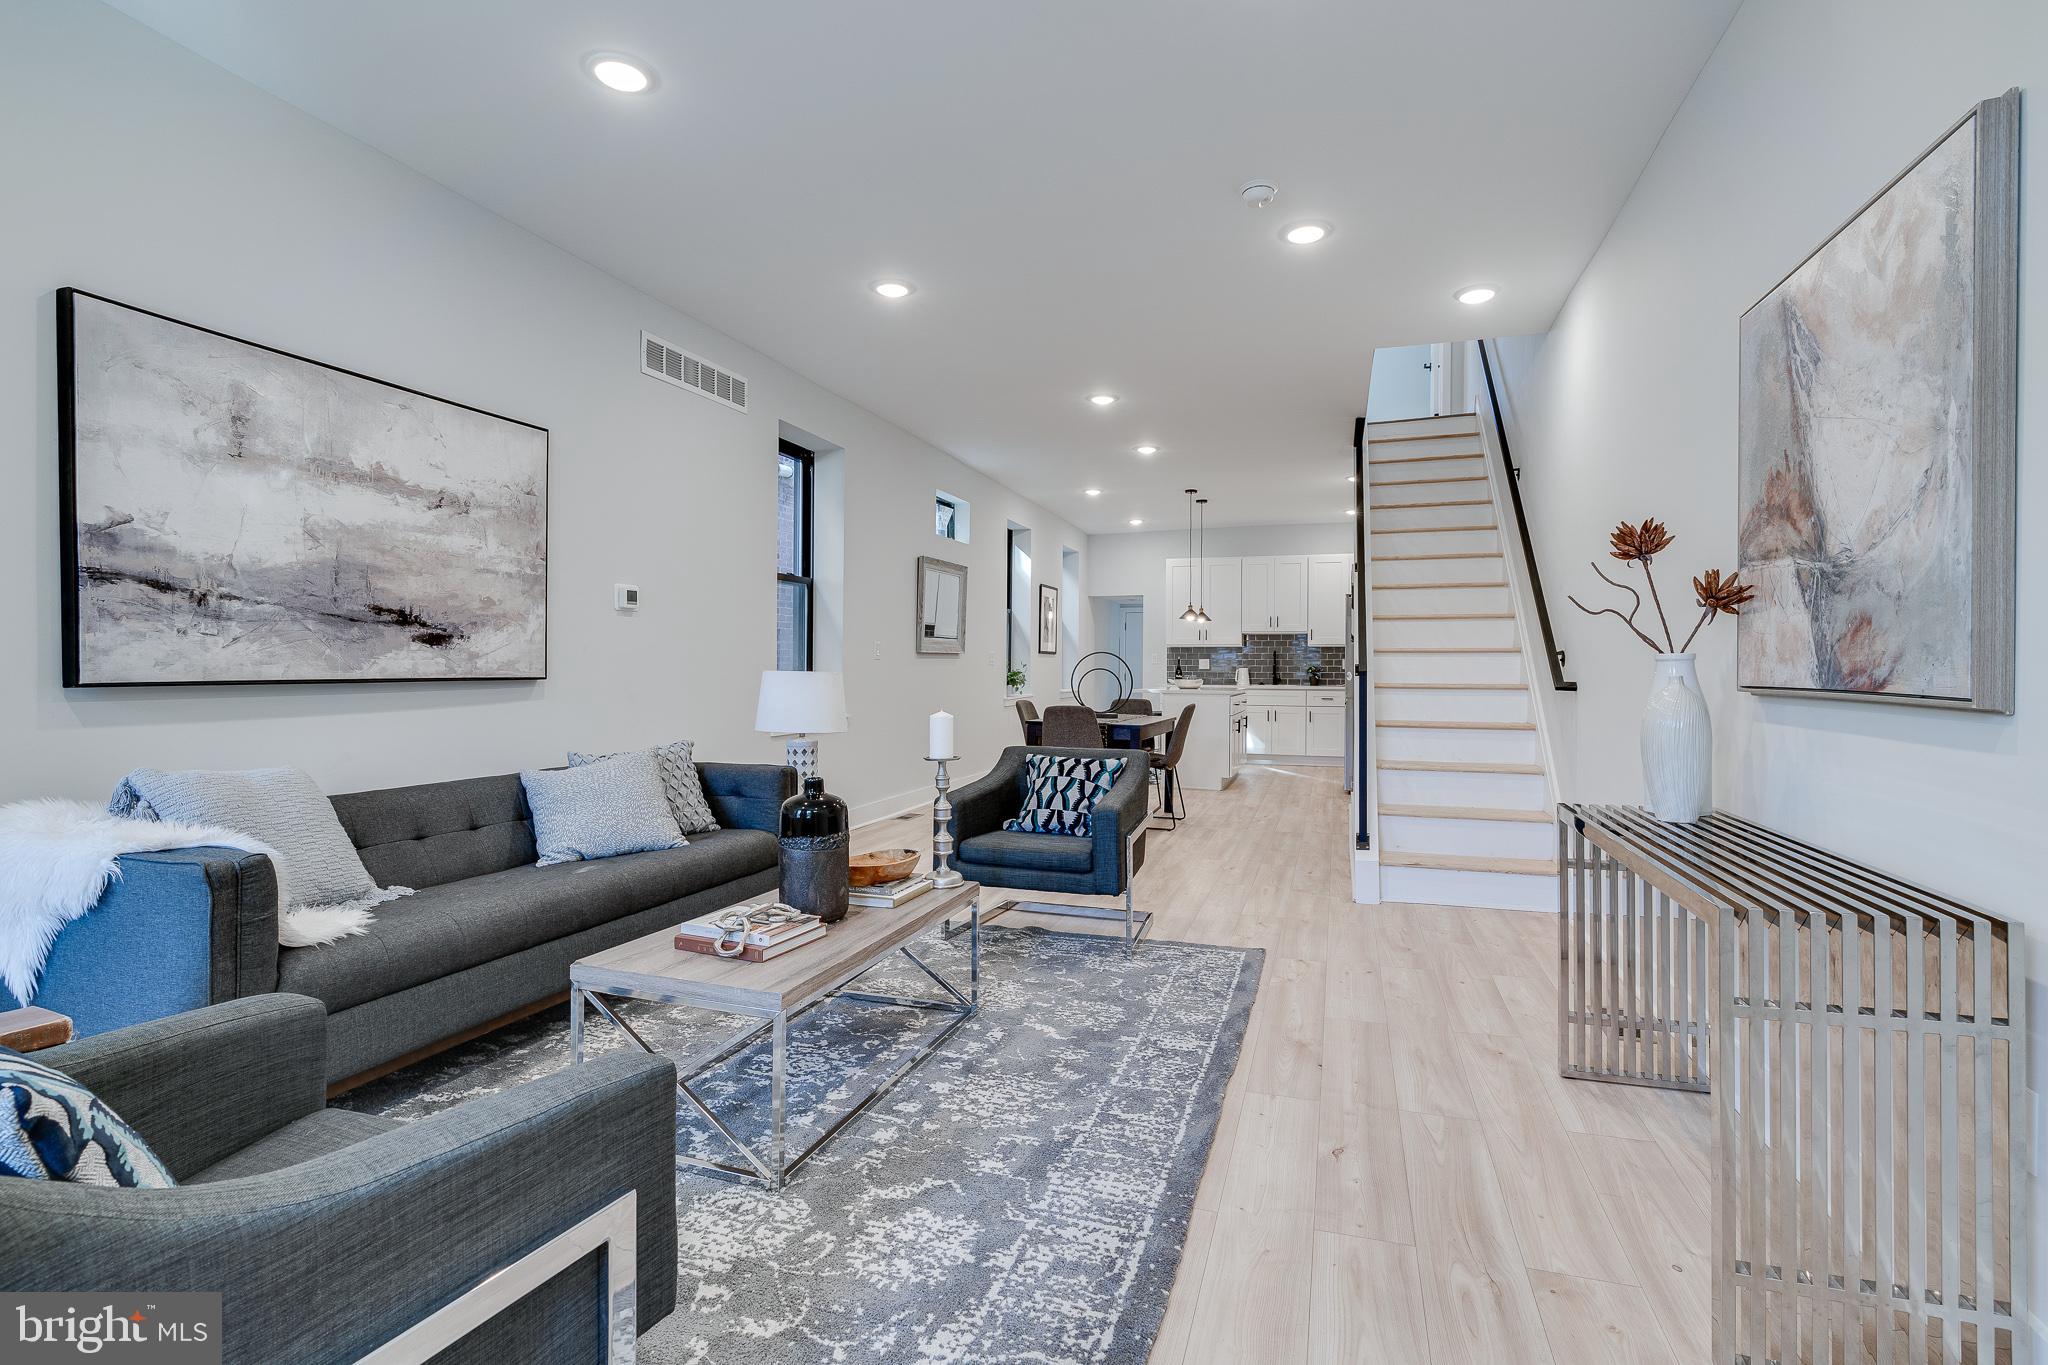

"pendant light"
[1194,497,1212,623]
[1178,489,1202,622]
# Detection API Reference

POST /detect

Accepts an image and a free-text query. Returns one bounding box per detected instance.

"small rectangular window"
[935,491,969,542]
[777,441,814,670]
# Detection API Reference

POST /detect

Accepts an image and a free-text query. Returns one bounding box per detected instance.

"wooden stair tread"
[1368,474,1487,488]
[1377,758,1543,775]
[1370,498,1493,510]
[1368,450,1487,466]
[1372,552,1503,562]
[1377,719,1535,731]
[1365,423,1481,444]
[1371,612,1514,621]
[1378,803,1551,824]
[1382,850,1557,876]
[1373,681,1526,691]
[1372,581,1509,590]
[1373,646,1521,654]
[1375,524,1498,534]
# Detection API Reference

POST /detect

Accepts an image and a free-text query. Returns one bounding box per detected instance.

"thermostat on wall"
[614,584,640,612]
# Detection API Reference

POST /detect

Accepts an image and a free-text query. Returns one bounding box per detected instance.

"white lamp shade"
[755,670,847,735]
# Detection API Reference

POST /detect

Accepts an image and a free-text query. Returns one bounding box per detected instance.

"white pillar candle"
[929,710,954,759]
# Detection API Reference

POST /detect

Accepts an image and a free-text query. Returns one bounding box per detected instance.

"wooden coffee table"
[569,880,980,1189]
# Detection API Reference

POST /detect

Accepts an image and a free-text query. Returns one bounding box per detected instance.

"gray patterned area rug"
[339,925,1262,1365]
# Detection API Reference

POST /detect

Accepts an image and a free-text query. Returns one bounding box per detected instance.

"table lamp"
[754,670,847,781]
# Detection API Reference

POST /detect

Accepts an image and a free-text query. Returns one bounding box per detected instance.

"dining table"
[1022,711,1182,819]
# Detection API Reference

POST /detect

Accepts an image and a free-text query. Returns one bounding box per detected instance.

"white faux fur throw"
[0,799,395,1005]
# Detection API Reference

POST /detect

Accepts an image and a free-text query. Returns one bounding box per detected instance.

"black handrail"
[1351,416,1370,850]
[1476,340,1576,692]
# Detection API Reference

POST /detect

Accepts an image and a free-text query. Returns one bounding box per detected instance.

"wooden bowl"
[849,848,920,887]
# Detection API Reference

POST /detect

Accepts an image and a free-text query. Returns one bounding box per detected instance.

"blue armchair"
[945,745,1151,951]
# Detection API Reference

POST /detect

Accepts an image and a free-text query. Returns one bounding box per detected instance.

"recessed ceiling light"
[586,54,653,93]
[1134,444,1158,456]
[1346,473,1357,482]
[1088,393,1119,407]
[1282,221,1331,246]
[871,280,914,299]
[1084,488,1102,497]
[1456,284,1498,305]
[1128,518,1144,526]
[1346,508,1357,515]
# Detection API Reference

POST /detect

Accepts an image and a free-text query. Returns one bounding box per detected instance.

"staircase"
[1365,412,1557,913]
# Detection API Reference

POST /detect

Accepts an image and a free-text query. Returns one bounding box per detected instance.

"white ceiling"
[106,0,1738,532]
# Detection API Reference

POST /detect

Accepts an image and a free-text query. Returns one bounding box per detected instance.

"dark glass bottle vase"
[778,776,849,924]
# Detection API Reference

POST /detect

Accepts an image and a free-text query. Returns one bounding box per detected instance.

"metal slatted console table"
[1559,804,2030,1365]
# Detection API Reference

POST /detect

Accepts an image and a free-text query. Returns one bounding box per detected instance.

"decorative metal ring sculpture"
[1068,651,1135,710]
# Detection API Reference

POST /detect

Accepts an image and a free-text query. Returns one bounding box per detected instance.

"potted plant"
[1004,666,1028,695]
[1568,519,1753,822]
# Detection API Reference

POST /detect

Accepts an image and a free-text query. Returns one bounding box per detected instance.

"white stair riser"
[1369,554,1506,586]
[1376,726,1540,765]
[1366,415,1479,442]
[1368,434,1484,460]
[1377,767,1549,809]
[1369,452,1487,482]
[1372,652,1526,685]
[1369,476,1489,507]
[1370,584,1511,616]
[1370,528,1501,556]
[1373,689,1531,724]
[1372,616,1516,650]
[1381,814,1556,860]
[1371,503,1495,533]
[1381,865,1557,913]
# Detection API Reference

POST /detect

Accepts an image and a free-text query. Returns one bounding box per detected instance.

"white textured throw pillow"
[567,739,720,834]
[521,750,688,866]
[109,766,395,908]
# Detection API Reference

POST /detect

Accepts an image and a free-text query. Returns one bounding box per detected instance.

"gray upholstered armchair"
[0,995,678,1364]
[946,745,1151,950]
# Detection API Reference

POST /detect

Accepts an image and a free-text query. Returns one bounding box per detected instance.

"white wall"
[1366,344,1435,422]
[0,1,1092,824]
[1087,523,1356,684]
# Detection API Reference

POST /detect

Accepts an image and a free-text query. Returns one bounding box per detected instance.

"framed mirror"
[916,555,967,655]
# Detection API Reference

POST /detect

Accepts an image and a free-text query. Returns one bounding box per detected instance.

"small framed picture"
[1036,583,1060,654]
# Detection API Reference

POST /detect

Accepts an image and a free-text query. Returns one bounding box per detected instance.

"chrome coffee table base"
[571,915,979,1191]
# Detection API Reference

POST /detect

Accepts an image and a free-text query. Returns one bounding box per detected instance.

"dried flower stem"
[1637,561,1676,652]
[1678,606,1716,653]
[1568,561,1664,651]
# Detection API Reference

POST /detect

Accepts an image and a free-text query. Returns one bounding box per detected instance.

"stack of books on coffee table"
[848,875,932,909]
[675,911,824,963]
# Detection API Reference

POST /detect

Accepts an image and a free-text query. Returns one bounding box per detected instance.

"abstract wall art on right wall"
[1737,88,2019,714]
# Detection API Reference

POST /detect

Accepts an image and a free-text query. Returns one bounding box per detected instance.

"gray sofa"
[10,761,794,1088]
[0,995,678,1363]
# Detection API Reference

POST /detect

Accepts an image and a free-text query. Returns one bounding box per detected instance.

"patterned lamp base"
[785,736,821,781]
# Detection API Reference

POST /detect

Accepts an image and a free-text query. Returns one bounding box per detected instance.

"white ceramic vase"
[1640,652,1712,823]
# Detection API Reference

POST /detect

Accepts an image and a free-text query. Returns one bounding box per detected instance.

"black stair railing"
[1476,339,1576,692]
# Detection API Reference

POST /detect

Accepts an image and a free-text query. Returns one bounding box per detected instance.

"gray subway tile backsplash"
[1167,634,1347,687]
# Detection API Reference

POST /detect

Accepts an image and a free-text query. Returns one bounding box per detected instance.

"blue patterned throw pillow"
[1,1048,176,1188]
[1004,754,1126,837]
[521,750,689,866]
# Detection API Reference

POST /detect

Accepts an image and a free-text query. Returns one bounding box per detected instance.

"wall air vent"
[641,331,749,412]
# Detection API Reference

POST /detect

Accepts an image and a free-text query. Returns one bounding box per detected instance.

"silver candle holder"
[926,754,964,888]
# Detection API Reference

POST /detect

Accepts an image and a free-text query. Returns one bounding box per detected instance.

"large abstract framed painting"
[1737,90,2018,713]
[58,290,549,686]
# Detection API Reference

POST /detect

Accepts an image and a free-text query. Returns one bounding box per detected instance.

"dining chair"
[1149,704,1195,829]
[1040,704,1107,748]
[1108,697,1155,715]
[1014,698,1039,739]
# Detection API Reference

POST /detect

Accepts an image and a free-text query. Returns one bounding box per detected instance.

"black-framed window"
[776,440,814,671]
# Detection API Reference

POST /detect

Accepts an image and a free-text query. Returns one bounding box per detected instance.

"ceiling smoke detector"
[1239,180,1278,209]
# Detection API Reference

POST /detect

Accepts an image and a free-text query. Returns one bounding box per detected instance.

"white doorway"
[1111,599,1144,691]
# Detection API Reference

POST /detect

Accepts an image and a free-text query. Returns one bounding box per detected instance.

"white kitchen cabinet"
[1165,558,1243,646]
[1201,559,1242,646]
[1305,705,1346,757]
[1240,555,1307,633]
[1306,554,1354,647]
[1247,702,1306,756]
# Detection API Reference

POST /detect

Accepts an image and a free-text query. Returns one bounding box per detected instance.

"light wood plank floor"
[851,760,1712,1365]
